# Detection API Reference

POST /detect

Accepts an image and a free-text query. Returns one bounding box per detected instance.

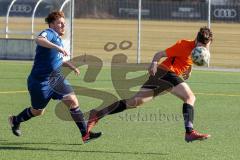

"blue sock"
[69,107,87,136]
[14,107,34,125]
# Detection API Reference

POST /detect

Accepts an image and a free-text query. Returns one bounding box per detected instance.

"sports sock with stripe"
[69,107,87,136]
[13,107,35,125]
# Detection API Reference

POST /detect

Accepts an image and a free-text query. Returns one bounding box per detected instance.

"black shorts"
[141,68,184,96]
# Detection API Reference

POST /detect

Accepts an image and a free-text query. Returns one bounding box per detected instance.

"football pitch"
[0,60,240,160]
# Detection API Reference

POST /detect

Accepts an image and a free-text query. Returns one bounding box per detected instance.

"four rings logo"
[11,4,32,13]
[213,8,237,18]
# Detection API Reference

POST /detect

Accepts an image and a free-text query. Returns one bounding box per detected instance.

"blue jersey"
[30,28,64,80]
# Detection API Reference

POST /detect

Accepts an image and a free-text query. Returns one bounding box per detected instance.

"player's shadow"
[0,141,168,156]
[0,139,8,141]
[0,141,82,146]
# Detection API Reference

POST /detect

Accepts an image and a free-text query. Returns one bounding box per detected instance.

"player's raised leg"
[87,71,174,132]
[87,88,155,132]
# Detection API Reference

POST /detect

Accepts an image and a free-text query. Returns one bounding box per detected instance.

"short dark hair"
[197,26,213,44]
[45,11,65,24]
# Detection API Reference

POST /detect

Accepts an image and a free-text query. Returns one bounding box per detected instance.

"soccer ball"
[191,46,210,66]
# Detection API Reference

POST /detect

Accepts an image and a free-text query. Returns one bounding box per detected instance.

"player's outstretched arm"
[63,61,80,76]
[35,36,68,56]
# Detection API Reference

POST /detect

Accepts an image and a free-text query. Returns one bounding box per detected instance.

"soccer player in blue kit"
[8,11,101,143]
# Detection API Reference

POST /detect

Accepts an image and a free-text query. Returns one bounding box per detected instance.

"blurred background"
[0,0,239,68]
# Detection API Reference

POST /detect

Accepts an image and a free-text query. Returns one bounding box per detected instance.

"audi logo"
[213,8,237,18]
[10,4,32,13]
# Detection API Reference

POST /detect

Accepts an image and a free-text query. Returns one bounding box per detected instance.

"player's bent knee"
[30,108,45,116]
[127,97,144,108]
[62,94,79,108]
[185,94,196,106]
[136,99,145,107]
[190,94,196,104]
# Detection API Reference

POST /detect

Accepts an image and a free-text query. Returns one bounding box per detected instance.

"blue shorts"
[27,74,73,110]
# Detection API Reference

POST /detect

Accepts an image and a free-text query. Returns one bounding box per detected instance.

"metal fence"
[0,0,73,60]
[0,0,240,68]
[74,0,240,23]
[72,0,240,68]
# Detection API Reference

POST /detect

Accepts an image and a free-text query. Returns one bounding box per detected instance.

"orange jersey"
[160,40,195,76]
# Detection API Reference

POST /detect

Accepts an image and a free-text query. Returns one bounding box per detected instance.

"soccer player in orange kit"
[88,26,213,142]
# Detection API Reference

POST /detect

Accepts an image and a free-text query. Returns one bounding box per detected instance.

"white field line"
[0,89,239,97]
